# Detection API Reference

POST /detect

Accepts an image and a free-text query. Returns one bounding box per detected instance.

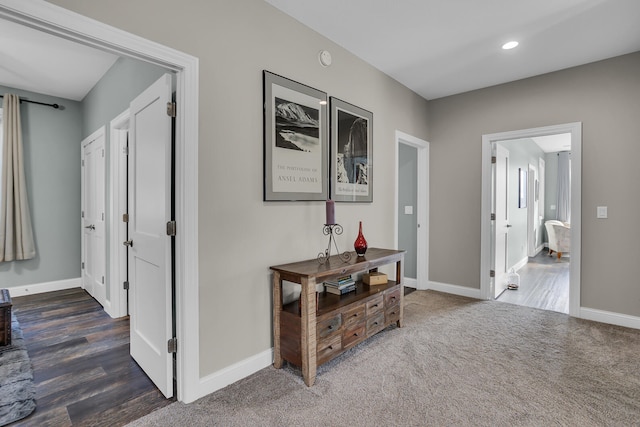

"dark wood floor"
[10,288,173,427]
[497,249,570,314]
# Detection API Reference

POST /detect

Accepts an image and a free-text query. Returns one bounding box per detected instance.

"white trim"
[0,1,201,403]
[427,281,482,299]
[580,308,640,330]
[394,131,429,290]
[108,109,130,319]
[198,349,274,397]
[510,256,528,273]
[403,277,418,288]
[481,123,582,318]
[7,278,81,297]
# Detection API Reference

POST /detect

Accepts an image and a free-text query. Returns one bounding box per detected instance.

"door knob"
[85,225,95,230]
[123,240,133,247]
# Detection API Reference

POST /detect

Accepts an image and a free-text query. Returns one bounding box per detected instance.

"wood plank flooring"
[497,249,569,314]
[10,288,173,426]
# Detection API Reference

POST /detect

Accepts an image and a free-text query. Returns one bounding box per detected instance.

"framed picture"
[518,167,527,208]
[263,71,328,201]
[330,97,373,202]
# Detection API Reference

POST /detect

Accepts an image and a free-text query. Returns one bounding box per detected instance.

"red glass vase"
[354,221,368,256]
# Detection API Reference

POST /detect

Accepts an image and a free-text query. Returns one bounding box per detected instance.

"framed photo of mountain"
[330,97,373,202]
[263,71,328,201]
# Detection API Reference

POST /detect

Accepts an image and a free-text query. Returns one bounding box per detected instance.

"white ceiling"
[0,18,118,101]
[532,134,572,153]
[265,0,640,100]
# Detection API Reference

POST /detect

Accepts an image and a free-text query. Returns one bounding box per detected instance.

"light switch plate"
[404,206,413,215]
[597,206,608,219]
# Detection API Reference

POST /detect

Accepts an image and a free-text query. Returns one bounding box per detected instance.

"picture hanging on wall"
[263,70,328,201]
[518,167,527,208]
[330,97,373,202]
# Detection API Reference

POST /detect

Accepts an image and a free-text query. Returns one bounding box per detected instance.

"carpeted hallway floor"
[127,290,640,426]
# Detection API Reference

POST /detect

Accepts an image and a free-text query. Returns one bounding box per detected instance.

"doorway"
[0,2,200,402]
[480,123,582,317]
[395,131,429,289]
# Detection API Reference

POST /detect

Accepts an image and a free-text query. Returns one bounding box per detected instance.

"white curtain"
[556,151,571,223]
[1,94,36,262]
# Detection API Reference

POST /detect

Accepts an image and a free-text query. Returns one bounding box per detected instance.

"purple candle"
[325,200,335,225]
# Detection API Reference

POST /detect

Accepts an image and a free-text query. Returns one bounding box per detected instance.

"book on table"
[324,283,356,295]
[324,275,354,287]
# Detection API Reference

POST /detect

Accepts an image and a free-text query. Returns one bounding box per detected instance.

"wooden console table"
[270,248,405,386]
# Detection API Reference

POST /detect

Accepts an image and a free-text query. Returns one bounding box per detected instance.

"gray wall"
[0,86,82,286]
[428,51,640,316]
[82,56,168,139]
[498,138,545,268]
[48,0,431,376]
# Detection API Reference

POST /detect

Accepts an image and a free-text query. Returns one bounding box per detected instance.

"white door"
[494,144,509,298]
[128,73,174,398]
[81,130,106,307]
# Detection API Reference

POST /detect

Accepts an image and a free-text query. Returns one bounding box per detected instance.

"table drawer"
[385,304,401,324]
[342,304,365,328]
[317,313,342,340]
[384,287,401,308]
[366,294,384,316]
[317,333,342,365]
[366,311,385,337]
[343,324,366,349]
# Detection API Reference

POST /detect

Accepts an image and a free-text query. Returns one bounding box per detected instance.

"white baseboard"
[7,277,81,297]
[427,281,481,299]
[196,348,273,402]
[579,307,640,330]
[511,257,529,273]
[403,277,417,289]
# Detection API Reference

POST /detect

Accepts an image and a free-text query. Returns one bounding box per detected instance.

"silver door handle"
[85,225,95,230]
[123,240,133,247]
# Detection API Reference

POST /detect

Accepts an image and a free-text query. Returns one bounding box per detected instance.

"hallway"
[497,249,569,314]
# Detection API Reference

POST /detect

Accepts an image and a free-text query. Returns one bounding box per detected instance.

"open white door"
[128,73,174,398]
[494,144,509,298]
[81,128,106,307]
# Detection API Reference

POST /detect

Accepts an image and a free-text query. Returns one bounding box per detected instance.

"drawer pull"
[390,297,396,302]
[351,313,358,318]
[373,321,379,326]
[328,345,333,350]
[353,333,359,337]
[328,325,333,330]
[373,304,379,308]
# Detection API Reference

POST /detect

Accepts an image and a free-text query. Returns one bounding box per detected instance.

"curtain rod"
[0,94,60,110]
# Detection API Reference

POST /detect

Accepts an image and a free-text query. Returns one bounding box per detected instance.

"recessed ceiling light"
[502,41,519,50]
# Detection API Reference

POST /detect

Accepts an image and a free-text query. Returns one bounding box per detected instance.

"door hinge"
[490,270,495,278]
[82,262,85,270]
[123,146,129,156]
[123,281,129,290]
[167,221,177,236]
[81,211,85,218]
[491,156,496,164]
[81,159,85,167]
[102,149,105,158]
[167,102,177,118]
[102,276,105,284]
[167,337,178,353]
[491,213,496,221]
[123,213,129,223]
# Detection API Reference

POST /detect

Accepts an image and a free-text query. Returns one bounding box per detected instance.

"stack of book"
[324,275,356,295]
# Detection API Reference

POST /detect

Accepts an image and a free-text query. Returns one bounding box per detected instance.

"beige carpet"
[127,291,640,426]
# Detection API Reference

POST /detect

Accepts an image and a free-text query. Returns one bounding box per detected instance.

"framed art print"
[330,97,373,202]
[263,70,328,201]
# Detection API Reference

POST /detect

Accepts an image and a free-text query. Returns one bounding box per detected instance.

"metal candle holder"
[318,224,352,264]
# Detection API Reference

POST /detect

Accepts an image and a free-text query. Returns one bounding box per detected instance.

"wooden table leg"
[300,277,317,386]
[272,271,283,369]
[396,259,405,328]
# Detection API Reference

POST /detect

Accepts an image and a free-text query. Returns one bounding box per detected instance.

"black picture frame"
[263,71,328,201]
[518,167,527,208]
[330,97,373,202]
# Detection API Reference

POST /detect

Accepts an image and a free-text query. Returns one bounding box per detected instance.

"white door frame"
[108,109,130,319]
[481,123,581,317]
[527,163,539,257]
[394,130,429,289]
[0,1,201,403]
